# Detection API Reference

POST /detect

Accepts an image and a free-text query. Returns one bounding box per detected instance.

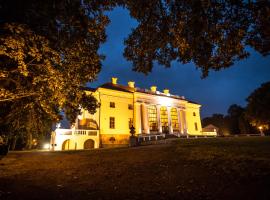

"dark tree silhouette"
[246,81,270,133]
[227,104,255,134]
[123,0,270,77]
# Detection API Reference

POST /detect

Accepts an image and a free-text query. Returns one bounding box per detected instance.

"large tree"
[0,0,106,121]
[0,0,270,144]
[246,81,270,131]
[0,0,105,147]
[227,104,255,134]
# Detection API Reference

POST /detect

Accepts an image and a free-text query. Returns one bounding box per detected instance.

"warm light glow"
[157,96,173,106]
[32,139,37,146]
[43,143,50,149]
[259,126,263,130]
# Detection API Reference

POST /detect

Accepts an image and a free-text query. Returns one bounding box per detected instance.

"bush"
[0,144,9,156]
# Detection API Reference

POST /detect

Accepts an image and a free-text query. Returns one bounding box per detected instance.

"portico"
[135,102,188,136]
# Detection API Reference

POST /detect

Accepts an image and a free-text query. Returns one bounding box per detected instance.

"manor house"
[51,77,212,150]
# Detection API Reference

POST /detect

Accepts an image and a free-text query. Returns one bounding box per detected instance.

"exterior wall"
[52,129,99,151]
[185,103,202,135]
[98,88,133,147]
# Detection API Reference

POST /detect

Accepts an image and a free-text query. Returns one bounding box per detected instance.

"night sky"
[90,7,270,118]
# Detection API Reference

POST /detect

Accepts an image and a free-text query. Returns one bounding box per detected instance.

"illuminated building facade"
[51,77,212,150]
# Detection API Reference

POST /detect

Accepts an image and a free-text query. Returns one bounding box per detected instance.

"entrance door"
[84,139,95,149]
[62,139,70,150]
[160,107,169,134]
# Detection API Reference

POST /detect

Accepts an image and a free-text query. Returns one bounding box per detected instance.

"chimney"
[150,86,157,92]
[128,81,135,88]
[111,77,118,84]
[163,89,170,95]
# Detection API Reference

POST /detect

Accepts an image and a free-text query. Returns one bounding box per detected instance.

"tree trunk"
[10,136,17,150]
[26,131,32,150]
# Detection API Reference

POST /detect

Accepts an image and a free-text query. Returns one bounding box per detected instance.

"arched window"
[84,139,95,149]
[148,105,158,132]
[171,108,179,132]
[160,106,168,133]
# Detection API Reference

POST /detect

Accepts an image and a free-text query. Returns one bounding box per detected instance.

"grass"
[0,137,270,200]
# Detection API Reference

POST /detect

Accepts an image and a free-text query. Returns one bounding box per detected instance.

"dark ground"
[0,137,270,200]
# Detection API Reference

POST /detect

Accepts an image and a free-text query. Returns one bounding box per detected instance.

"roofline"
[83,83,200,105]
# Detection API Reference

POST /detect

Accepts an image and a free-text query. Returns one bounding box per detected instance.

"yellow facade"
[97,88,133,147]
[52,77,205,150]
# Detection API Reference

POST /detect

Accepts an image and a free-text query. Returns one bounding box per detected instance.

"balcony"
[55,129,99,137]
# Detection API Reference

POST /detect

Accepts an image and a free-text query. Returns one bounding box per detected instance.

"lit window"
[194,122,198,131]
[128,104,133,110]
[160,106,168,133]
[193,112,196,116]
[171,108,179,132]
[110,117,115,129]
[148,105,158,132]
[110,102,115,108]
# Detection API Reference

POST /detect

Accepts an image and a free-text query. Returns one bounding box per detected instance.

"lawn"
[0,137,270,200]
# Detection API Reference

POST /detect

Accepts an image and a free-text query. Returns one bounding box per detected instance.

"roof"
[82,87,96,92]
[99,83,134,93]
[134,87,199,105]
[202,124,219,132]
[187,100,200,105]
[83,83,200,105]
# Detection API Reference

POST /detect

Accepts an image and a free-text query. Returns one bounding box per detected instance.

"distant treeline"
[203,82,270,136]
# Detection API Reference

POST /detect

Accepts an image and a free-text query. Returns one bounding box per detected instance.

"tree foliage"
[227,104,255,134]
[0,0,105,124]
[0,0,104,147]
[123,0,270,77]
[246,81,270,129]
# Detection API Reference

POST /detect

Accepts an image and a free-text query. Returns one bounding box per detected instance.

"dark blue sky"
[91,7,270,118]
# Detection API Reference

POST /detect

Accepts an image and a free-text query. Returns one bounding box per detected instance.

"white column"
[182,110,188,135]
[177,108,183,134]
[180,110,186,134]
[135,102,142,134]
[156,105,162,133]
[167,107,173,134]
[141,103,150,134]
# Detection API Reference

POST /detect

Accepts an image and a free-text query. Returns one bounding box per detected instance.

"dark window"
[193,112,196,116]
[128,104,133,110]
[110,102,115,108]
[194,122,198,131]
[110,117,115,129]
